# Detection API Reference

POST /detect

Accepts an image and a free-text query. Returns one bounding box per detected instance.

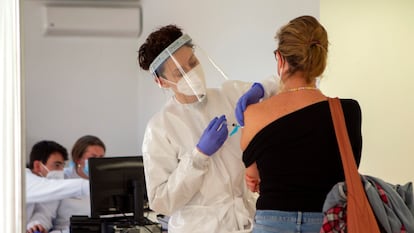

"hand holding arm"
[245,162,260,193]
[235,83,264,126]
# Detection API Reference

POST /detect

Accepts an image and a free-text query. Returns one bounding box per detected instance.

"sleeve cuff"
[191,148,210,170]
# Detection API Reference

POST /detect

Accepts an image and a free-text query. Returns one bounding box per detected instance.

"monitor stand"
[133,180,146,225]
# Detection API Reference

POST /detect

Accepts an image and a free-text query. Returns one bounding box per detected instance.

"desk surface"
[146,211,168,233]
[70,212,165,233]
[146,211,158,222]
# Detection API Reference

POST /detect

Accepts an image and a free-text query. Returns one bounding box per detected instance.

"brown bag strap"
[328,97,380,233]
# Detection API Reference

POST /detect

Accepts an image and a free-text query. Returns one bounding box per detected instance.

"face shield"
[149,34,228,103]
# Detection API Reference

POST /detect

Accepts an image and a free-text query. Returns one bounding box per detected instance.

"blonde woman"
[241,16,362,233]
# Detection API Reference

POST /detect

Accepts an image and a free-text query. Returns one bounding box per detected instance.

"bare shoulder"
[240,99,276,150]
[241,92,327,150]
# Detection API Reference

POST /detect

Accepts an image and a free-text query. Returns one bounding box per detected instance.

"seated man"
[26,140,90,233]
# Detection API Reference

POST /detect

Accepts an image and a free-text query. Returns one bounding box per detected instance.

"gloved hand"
[235,82,264,126]
[197,115,228,156]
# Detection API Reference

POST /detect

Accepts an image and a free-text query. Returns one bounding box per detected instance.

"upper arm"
[342,99,362,166]
[240,109,254,151]
[26,177,87,203]
[241,103,264,151]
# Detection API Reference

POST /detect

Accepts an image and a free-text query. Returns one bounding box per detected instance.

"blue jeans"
[253,210,323,233]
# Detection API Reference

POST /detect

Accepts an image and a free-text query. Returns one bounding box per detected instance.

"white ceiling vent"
[43,0,142,37]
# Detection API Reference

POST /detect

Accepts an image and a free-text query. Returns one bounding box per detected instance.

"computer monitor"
[88,156,148,225]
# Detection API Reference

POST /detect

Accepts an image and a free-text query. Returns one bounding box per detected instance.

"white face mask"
[41,163,64,180]
[46,170,65,179]
[166,65,207,96]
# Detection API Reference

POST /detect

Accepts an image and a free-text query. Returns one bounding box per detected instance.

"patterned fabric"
[375,183,389,204]
[321,181,408,233]
[320,204,346,233]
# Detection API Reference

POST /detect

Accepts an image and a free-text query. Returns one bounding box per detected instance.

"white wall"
[22,0,142,157]
[23,0,319,158]
[321,0,414,183]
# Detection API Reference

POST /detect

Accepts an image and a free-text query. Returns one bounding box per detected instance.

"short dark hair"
[138,24,183,76]
[28,140,68,169]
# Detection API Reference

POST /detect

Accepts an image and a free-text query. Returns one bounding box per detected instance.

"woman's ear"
[277,53,288,78]
[276,52,283,72]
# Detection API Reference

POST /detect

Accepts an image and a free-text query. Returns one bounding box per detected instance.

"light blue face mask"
[83,159,89,177]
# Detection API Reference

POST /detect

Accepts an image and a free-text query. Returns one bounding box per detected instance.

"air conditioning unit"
[42,0,142,37]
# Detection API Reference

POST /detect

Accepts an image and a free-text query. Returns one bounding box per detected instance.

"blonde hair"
[276,15,328,83]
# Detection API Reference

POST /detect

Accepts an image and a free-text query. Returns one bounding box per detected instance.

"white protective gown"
[142,79,277,233]
[27,200,59,232]
[52,167,90,232]
[25,168,90,232]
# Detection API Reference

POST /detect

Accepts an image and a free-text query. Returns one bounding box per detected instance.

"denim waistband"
[255,210,323,224]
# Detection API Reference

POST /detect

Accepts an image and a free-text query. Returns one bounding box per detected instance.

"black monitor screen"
[89,156,147,223]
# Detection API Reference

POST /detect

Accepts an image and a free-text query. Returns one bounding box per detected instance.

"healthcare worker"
[26,140,89,233]
[63,135,106,179]
[138,25,278,233]
[53,135,106,232]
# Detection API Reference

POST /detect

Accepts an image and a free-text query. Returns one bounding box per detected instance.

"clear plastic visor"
[149,34,228,103]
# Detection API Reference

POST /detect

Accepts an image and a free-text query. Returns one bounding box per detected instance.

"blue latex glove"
[235,82,264,126]
[197,115,228,156]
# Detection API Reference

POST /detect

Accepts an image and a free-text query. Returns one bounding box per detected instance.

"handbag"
[328,97,381,233]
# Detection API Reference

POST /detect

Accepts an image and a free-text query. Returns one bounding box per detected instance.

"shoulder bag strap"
[328,97,380,233]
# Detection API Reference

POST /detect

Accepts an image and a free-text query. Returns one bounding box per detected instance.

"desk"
[146,212,168,233]
[109,223,161,233]
[70,212,163,233]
